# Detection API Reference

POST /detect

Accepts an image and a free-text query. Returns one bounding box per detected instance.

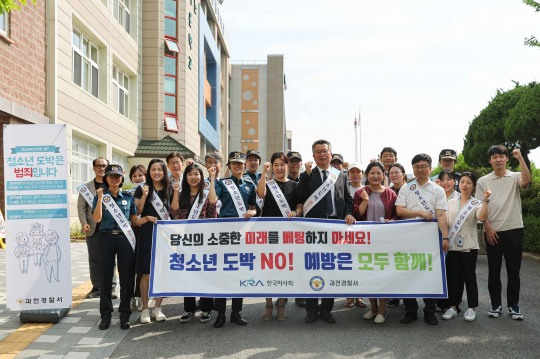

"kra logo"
[240,278,264,287]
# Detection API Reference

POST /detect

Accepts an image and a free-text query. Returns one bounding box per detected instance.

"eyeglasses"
[94,164,107,169]
[412,165,430,170]
[169,161,182,166]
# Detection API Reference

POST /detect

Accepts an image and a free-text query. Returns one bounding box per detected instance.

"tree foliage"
[523,0,540,47]
[0,0,35,13]
[505,83,540,151]
[463,83,534,168]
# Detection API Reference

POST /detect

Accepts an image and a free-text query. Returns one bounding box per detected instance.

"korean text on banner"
[149,218,447,298]
[3,124,72,310]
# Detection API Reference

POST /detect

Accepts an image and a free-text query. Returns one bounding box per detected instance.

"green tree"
[431,153,491,179]
[523,0,540,47]
[463,84,530,168]
[0,0,35,13]
[505,82,540,151]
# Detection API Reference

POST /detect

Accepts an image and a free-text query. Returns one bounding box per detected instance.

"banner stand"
[20,308,70,324]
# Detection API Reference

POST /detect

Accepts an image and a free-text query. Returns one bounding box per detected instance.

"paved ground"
[1,242,539,358]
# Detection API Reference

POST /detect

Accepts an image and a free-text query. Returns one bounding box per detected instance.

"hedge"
[524,216,540,253]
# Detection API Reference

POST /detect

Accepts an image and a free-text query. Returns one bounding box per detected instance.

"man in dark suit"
[296,139,356,324]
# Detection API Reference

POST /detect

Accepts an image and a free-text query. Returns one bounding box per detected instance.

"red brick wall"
[0,1,47,116]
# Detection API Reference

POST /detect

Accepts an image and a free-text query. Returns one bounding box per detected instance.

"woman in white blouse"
[442,172,490,322]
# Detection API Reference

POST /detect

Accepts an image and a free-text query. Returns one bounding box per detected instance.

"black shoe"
[86,289,100,299]
[400,312,417,324]
[120,321,131,330]
[214,314,226,328]
[387,299,400,307]
[319,311,336,324]
[295,298,306,308]
[424,313,438,325]
[111,292,118,300]
[304,311,318,324]
[230,312,247,326]
[98,318,111,330]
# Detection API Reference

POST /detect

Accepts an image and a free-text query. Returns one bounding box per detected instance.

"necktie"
[323,170,333,216]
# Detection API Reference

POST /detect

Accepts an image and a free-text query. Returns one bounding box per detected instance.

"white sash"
[266,180,292,217]
[303,167,340,217]
[150,190,170,220]
[188,183,210,219]
[101,194,136,251]
[222,179,247,217]
[243,174,264,208]
[408,183,435,215]
[448,198,481,247]
[77,184,94,206]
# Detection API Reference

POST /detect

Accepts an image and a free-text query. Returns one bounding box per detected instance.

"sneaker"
[374,314,386,324]
[140,309,151,324]
[442,308,457,320]
[152,307,167,322]
[200,311,212,323]
[508,305,523,320]
[363,311,377,320]
[464,308,476,322]
[137,298,143,312]
[180,311,195,323]
[488,305,502,318]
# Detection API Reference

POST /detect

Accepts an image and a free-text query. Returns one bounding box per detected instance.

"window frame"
[0,10,8,37]
[71,137,98,197]
[112,0,131,34]
[112,65,130,118]
[72,27,99,98]
[164,114,180,133]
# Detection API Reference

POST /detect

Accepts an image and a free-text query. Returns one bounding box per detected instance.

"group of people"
[77,139,531,330]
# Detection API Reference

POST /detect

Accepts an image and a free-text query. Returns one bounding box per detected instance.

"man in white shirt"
[476,145,531,320]
[396,153,449,325]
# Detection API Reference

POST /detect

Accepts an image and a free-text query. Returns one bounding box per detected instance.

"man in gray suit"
[77,157,117,299]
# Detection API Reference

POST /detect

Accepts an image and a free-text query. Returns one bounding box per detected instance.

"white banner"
[149,218,447,298]
[3,124,72,310]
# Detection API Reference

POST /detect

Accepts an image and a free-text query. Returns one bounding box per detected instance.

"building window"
[112,65,129,117]
[112,0,131,34]
[112,152,128,172]
[0,10,8,36]
[164,115,180,133]
[164,0,178,118]
[72,28,99,98]
[71,137,98,196]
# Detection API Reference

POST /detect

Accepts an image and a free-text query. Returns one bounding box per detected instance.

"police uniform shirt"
[92,189,137,230]
[287,175,300,183]
[215,176,256,217]
[244,172,261,185]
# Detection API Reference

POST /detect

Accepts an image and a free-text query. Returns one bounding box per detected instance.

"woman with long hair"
[353,162,398,324]
[134,158,171,324]
[256,152,303,321]
[438,170,460,200]
[171,163,218,324]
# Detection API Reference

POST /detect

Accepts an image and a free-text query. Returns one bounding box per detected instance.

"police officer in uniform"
[213,151,258,328]
[431,149,461,191]
[287,151,303,182]
[92,165,139,330]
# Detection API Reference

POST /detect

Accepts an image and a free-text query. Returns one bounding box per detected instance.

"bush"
[70,223,86,240]
[524,216,540,253]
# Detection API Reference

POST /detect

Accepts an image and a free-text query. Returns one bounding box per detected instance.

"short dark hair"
[487,145,509,158]
[311,139,332,152]
[204,152,222,163]
[92,157,109,167]
[270,151,288,164]
[460,171,478,186]
[437,170,456,181]
[129,164,147,180]
[380,147,397,158]
[411,153,432,166]
[166,151,184,164]
[365,161,385,175]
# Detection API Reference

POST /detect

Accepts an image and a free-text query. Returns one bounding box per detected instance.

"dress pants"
[214,298,243,314]
[446,250,478,308]
[305,298,334,314]
[485,228,523,307]
[87,231,118,291]
[99,232,135,322]
[403,298,436,314]
[185,297,213,312]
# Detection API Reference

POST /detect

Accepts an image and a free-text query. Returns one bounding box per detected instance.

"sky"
[219,0,540,172]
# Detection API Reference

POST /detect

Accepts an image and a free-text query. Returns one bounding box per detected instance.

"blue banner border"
[149,218,448,298]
